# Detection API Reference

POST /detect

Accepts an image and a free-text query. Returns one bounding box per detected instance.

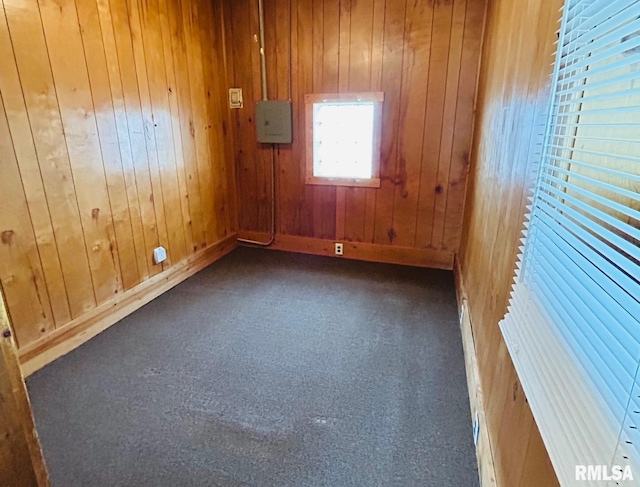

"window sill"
[305,176,381,188]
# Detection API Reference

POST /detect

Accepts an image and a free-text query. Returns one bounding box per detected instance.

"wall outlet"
[334,242,343,256]
[153,246,167,265]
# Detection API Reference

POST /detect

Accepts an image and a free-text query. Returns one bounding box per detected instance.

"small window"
[305,92,384,188]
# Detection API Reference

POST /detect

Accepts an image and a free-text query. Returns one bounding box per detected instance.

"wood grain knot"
[435,184,444,194]
[92,208,100,219]
[1,230,14,245]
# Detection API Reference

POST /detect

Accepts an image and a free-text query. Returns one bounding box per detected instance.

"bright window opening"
[305,92,383,188]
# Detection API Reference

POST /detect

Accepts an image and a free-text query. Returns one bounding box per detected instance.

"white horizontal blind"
[500,0,640,485]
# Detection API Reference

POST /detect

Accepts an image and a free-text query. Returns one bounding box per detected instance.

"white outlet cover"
[153,246,167,264]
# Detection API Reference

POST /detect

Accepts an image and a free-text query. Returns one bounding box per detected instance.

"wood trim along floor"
[237,232,454,270]
[454,256,498,487]
[19,234,238,377]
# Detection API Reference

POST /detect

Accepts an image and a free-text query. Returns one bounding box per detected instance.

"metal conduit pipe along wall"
[237,0,276,247]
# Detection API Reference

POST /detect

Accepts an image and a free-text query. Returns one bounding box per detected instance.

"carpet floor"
[27,247,479,487]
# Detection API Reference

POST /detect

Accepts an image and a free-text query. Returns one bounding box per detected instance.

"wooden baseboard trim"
[19,234,238,377]
[454,256,498,487]
[238,232,454,269]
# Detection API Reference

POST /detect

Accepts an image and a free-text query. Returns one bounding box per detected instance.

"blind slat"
[536,186,640,256]
[534,204,640,310]
[544,164,640,205]
[561,2,640,58]
[533,220,640,329]
[541,174,640,222]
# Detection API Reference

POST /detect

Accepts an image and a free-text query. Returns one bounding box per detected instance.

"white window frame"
[304,92,384,188]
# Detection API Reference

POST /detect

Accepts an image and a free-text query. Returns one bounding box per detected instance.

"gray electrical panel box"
[256,100,293,144]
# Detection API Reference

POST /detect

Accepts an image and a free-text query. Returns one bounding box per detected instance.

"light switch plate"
[229,88,243,109]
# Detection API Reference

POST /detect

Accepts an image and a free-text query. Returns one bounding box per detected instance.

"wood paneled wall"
[227,0,486,267]
[0,0,236,355]
[458,0,562,485]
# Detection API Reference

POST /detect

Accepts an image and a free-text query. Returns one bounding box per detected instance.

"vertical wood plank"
[137,0,189,264]
[309,0,335,240]
[248,0,268,234]
[202,0,233,239]
[414,0,456,248]
[93,0,150,282]
[182,0,218,245]
[101,0,161,278]
[274,0,292,236]
[165,0,206,251]
[439,0,484,251]
[0,97,54,346]
[38,0,123,302]
[296,0,314,238]
[310,0,324,239]
[3,0,96,319]
[373,0,407,245]
[157,0,196,255]
[363,0,386,244]
[126,0,174,267]
[0,3,71,327]
[390,0,433,248]
[229,0,259,234]
[216,0,240,235]
[428,0,467,249]
[335,0,351,241]
[75,0,141,290]
[318,0,339,239]
[279,0,300,235]
[343,0,374,243]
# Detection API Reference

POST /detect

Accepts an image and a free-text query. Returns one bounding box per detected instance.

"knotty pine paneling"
[0,0,236,349]
[227,0,486,259]
[458,0,562,485]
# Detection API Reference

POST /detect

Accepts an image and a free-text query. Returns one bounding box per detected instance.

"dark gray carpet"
[27,247,478,487]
